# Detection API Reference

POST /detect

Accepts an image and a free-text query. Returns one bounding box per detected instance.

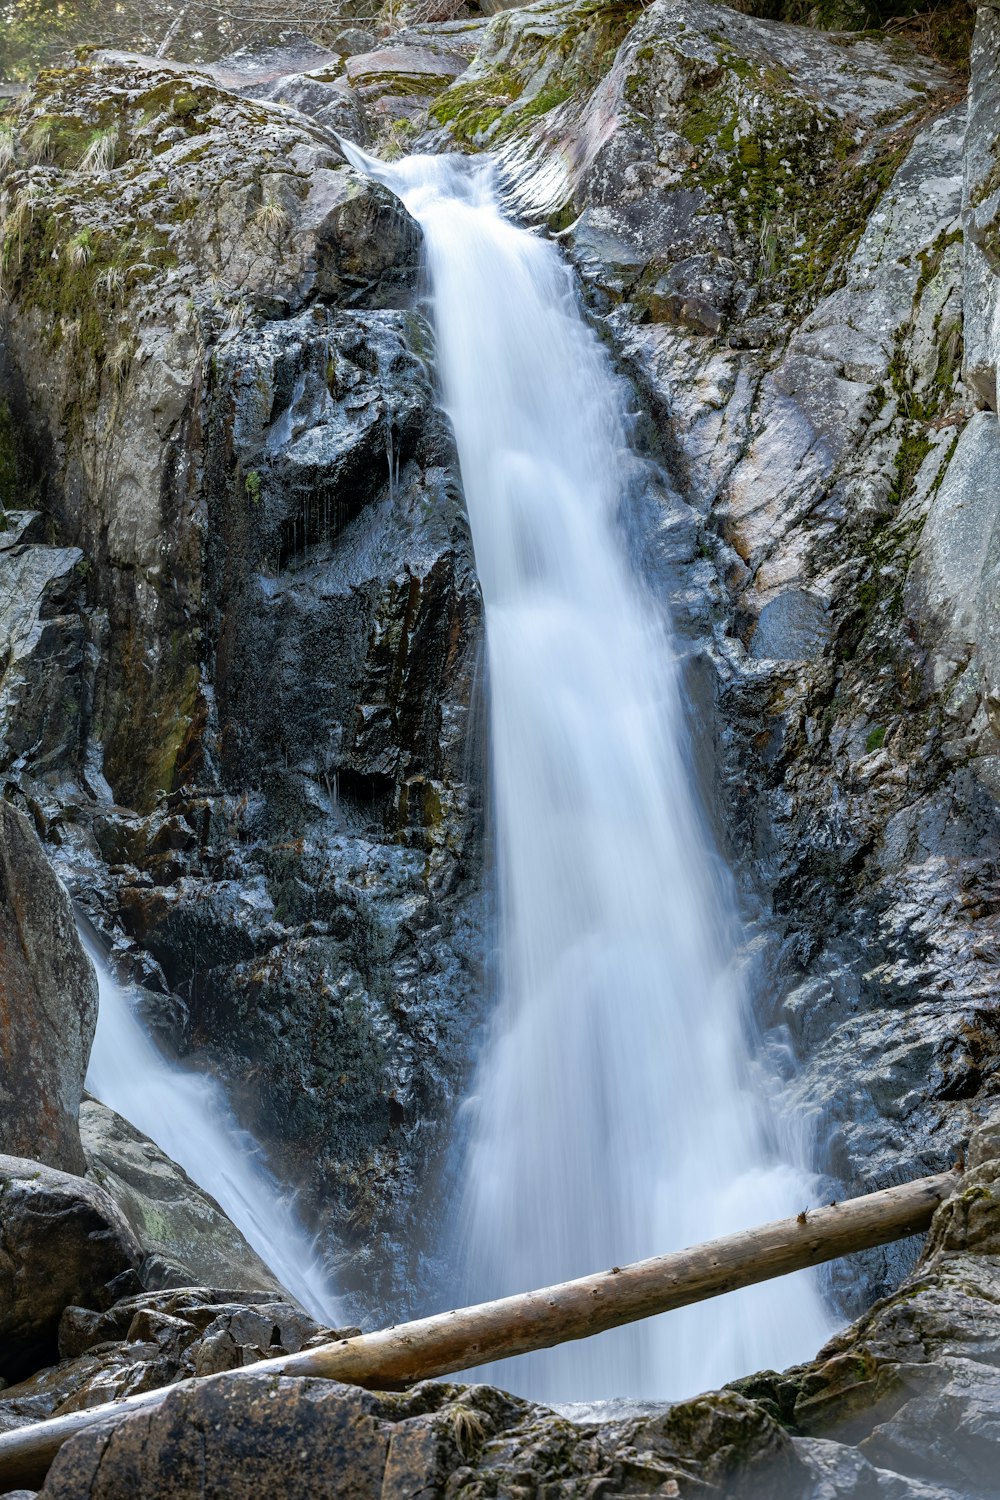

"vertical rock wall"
[0,57,484,1317]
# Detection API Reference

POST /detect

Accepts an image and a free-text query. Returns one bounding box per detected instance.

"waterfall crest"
[343,143,832,1401]
[81,927,339,1325]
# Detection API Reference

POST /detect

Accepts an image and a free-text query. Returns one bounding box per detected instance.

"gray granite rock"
[79,1100,285,1299]
[909,411,1000,658]
[750,591,832,663]
[962,2,1000,409]
[0,51,484,1328]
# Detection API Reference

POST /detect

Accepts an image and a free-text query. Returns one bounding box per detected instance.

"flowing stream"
[345,144,833,1401]
[81,927,339,1325]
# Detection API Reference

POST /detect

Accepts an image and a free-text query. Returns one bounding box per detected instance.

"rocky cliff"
[2,0,1000,1492]
[0,45,485,1316]
[410,0,1000,1312]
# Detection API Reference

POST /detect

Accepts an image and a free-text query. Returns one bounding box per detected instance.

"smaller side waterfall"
[81,928,339,1324]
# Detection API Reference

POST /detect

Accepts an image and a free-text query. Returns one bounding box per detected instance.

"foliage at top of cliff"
[734,0,974,72]
[0,0,385,81]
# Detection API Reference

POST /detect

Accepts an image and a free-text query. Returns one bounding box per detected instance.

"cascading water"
[343,142,833,1401]
[81,927,339,1324]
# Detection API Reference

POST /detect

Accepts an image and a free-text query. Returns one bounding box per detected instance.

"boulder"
[40,1376,403,1500]
[344,45,468,113]
[0,506,89,783]
[0,802,97,1175]
[0,1155,142,1385]
[79,1099,285,1298]
[36,1370,807,1500]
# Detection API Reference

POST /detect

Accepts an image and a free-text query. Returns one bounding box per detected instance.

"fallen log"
[0,1167,959,1491]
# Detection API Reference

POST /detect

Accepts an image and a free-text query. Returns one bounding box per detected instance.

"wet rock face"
[0,803,97,1175]
[203,304,474,807]
[0,54,423,815]
[0,48,484,1319]
[109,298,484,1311]
[0,511,92,783]
[0,1155,142,1386]
[409,0,1000,1312]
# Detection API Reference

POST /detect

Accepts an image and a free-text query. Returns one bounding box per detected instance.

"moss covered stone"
[431,0,643,147]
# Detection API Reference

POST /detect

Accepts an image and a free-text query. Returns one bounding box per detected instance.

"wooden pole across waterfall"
[0,1168,960,1492]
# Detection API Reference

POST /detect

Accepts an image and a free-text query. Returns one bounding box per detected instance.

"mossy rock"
[431,0,643,147]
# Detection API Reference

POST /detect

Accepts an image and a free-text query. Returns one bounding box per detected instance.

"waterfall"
[81,926,340,1325]
[342,143,833,1402]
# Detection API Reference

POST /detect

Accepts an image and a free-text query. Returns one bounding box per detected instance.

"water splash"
[81,926,340,1325]
[343,142,832,1401]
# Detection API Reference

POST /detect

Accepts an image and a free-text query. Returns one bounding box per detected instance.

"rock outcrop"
[0,1283,348,1435]
[0,1154,142,1387]
[34,1373,809,1499]
[365,0,1000,1312]
[0,802,97,1175]
[79,1099,286,1297]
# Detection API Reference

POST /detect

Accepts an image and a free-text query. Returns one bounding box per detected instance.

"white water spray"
[344,143,832,1401]
[82,928,339,1325]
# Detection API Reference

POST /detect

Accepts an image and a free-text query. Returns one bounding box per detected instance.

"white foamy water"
[343,142,833,1401]
[82,927,339,1324]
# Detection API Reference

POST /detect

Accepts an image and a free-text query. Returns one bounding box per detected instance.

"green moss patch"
[432,0,641,147]
[666,47,929,311]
